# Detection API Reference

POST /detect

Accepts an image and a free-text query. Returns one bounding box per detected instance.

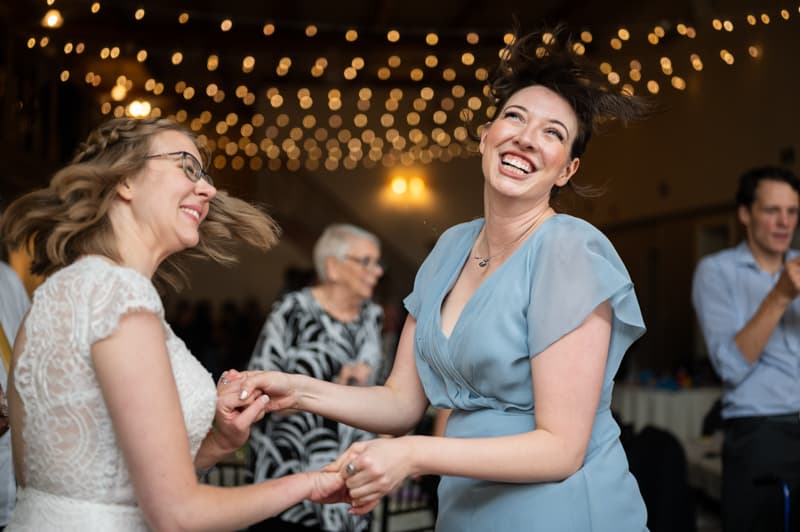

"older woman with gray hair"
[247,223,385,532]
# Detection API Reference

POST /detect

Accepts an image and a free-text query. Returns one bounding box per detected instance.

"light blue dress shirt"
[692,241,800,419]
[0,261,30,526]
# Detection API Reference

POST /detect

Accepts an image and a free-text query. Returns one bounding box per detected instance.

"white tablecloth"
[684,434,723,500]
[611,384,722,445]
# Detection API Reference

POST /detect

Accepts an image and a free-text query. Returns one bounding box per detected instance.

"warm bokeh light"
[32,4,783,175]
[127,100,152,117]
[41,9,63,28]
[409,176,425,196]
[110,84,127,101]
[391,176,408,195]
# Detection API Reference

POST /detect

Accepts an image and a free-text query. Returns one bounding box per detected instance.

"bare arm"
[734,256,800,363]
[257,314,430,435]
[334,304,611,510]
[93,311,345,531]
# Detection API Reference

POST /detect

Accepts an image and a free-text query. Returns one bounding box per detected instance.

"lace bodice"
[12,257,216,509]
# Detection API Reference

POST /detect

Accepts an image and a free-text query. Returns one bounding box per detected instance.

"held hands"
[211,369,270,452]
[326,437,415,515]
[240,370,301,414]
[307,470,351,505]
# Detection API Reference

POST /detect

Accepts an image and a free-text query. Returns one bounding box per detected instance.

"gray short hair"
[313,224,380,282]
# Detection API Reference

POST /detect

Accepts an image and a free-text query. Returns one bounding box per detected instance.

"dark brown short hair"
[476,27,650,200]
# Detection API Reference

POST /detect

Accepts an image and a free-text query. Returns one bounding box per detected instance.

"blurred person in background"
[693,165,800,532]
[248,223,385,532]
[0,196,30,531]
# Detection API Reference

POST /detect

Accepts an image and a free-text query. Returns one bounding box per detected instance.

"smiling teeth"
[180,207,200,221]
[501,155,532,174]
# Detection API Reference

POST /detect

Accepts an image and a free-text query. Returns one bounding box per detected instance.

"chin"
[179,233,201,250]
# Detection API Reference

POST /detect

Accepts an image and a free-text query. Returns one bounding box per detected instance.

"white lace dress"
[7,257,217,531]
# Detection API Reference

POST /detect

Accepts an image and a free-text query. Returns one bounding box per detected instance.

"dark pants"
[722,414,800,532]
[248,517,325,532]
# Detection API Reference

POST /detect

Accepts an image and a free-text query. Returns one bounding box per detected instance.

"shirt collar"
[734,240,800,269]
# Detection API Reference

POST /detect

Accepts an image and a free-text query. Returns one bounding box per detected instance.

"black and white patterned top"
[248,287,384,531]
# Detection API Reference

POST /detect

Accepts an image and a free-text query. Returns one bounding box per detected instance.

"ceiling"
[3,0,795,301]
[5,0,733,183]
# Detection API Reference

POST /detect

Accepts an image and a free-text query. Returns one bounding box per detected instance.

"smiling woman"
[241,28,654,532]
[0,117,354,531]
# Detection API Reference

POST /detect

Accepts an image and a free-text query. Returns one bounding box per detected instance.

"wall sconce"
[383,174,431,208]
[390,175,426,197]
[41,9,64,29]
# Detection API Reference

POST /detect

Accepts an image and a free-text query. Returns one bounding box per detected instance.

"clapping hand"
[775,256,800,301]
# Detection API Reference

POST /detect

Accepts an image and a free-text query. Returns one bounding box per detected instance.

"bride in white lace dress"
[0,118,346,531]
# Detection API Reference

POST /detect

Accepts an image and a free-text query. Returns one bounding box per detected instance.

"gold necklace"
[472,213,548,268]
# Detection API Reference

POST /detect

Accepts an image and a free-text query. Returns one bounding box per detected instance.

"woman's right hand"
[245,370,300,413]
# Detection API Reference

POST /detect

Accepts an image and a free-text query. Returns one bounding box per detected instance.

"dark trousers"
[722,414,800,532]
[248,517,325,532]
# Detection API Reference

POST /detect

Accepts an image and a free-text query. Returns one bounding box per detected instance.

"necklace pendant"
[477,257,489,267]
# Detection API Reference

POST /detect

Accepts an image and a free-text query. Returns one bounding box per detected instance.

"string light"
[25,6,796,173]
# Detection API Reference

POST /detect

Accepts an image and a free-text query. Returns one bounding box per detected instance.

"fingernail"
[240,389,249,400]
[260,395,269,404]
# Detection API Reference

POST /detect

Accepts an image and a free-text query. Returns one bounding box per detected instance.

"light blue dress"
[404,215,648,532]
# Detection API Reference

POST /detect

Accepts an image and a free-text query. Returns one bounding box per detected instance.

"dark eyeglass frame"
[145,151,213,186]
[343,255,385,270]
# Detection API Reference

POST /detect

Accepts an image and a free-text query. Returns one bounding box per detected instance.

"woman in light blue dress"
[255,28,649,531]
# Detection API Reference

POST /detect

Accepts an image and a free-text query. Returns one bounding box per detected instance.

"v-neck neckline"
[437,215,558,340]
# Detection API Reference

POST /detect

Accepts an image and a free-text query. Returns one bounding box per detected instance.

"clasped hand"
[325,436,415,514]
[213,369,415,512]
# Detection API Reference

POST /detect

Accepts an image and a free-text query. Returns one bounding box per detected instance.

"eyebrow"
[505,104,571,138]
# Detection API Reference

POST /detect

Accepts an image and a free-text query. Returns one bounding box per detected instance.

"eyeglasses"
[343,255,385,270]
[145,151,213,186]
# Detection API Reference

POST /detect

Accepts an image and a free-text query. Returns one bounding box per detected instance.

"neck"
[312,284,362,321]
[473,207,554,268]
[482,205,554,248]
[108,209,164,279]
[747,240,786,275]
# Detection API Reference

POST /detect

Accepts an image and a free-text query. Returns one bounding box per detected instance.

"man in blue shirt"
[692,166,800,532]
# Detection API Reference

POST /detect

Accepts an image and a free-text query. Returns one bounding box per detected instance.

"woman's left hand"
[327,436,415,514]
[211,369,270,452]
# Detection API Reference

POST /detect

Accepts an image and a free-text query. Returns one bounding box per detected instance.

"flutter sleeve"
[86,264,163,346]
[527,218,645,372]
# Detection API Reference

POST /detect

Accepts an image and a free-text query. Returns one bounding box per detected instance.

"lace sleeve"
[87,263,163,346]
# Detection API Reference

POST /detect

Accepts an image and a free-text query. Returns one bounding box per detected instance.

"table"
[684,434,723,501]
[612,384,723,501]
[612,384,722,445]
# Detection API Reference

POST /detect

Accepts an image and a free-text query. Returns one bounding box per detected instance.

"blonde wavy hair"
[0,117,280,290]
